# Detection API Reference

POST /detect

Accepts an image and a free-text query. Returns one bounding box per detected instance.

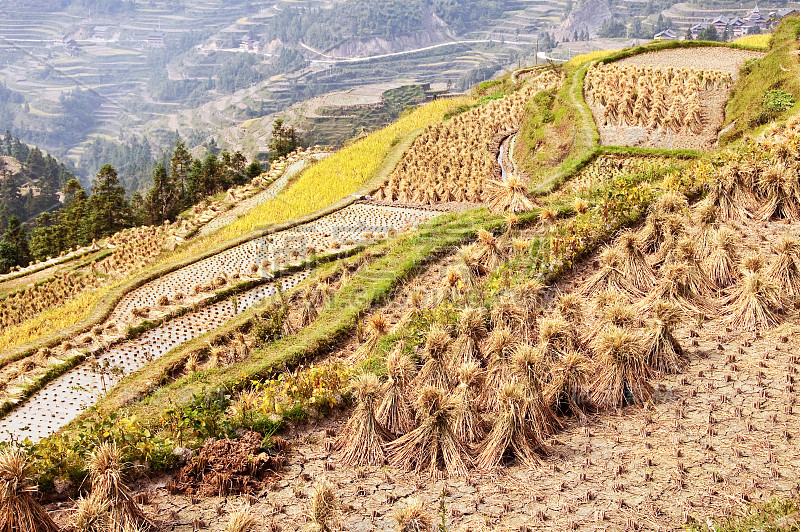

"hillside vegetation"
[722,16,800,143]
[2,15,800,532]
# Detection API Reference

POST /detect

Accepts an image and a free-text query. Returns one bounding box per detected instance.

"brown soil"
[170,431,287,498]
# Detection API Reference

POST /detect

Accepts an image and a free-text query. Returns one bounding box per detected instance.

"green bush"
[762,89,796,116]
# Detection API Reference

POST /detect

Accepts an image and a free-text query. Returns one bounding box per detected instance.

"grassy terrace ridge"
[519,38,769,198]
[0,244,368,419]
[722,16,800,144]
[83,210,501,423]
[0,97,469,358]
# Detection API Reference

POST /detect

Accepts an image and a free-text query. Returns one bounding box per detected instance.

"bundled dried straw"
[615,231,657,291]
[755,162,800,221]
[87,443,158,532]
[392,498,432,532]
[355,313,390,360]
[307,478,337,532]
[723,270,786,331]
[451,361,487,445]
[416,325,453,391]
[0,450,59,532]
[450,306,488,367]
[71,496,108,532]
[458,243,486,286]
[579,247,643,298]
[473,229,508,271]
[643,300,685,374]
[703,227,740,289]
[766,235,800,298]
[600,298,640,329]
[547,351,592,419]
[640,262,714,318]
[479,326,519,409]
[377,347,416,436]
[638,195,688,255]
[435,268,464,306]
[590,325,653,409]
[387,387,471,477]
[535,315,579,361]
[476,382,548,470]
[692,201,720,258]
[491,296,529,339]
[486,175,536,214]
[225,504,256,532]
[661,238,716,293]
[704,163,753,221]
[518,279,546,318]
[393,286,425,333]
[555,292,583,324]
[511,344,560,435]
[335,373,393,466]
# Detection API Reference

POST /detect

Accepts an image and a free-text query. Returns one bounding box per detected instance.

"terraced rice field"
[110,203,439,324]
[197,152,331,238]
[0,271,310,443]
[587,47,763,150]
[0,202,440,442]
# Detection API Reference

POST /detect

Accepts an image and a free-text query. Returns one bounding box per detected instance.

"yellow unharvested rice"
[733,33,771,49]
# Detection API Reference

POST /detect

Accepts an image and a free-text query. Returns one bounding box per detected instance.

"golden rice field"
[734,33,772,49]
[0,98,469,354]
[217,96,473,240]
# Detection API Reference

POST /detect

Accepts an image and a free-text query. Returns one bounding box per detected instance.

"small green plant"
[438,487,448,531]
[761,89,795,118]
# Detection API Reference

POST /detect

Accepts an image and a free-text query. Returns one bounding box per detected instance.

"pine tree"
[144,163,179,225]
[170,138,192,203]
[268,119,300,160]
[87,164,131,239]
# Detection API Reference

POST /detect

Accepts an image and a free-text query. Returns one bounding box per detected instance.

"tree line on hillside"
[0,131,75,230]
[268,0,506,52]
[0,136,273,273]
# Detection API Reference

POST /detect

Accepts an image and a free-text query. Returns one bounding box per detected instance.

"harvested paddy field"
[5,32,800,532]
[587,47,763,150]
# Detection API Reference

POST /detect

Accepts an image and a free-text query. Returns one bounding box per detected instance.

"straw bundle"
[476,382,547,470]
[643,300,685,374]
[392,498,432,532]
[590,326,652,409]
[765,235,800,298]
[377,347,416,436]
[579,247,643,298]
[703,227,740,288]
[308,478,337,532]
[416,326,453,391]
[0,450,59,532]
[615,231,657,291]
[450,306,488,367]
[355,313,390,360]
[451,361,487,445]
[87,443,158,532]
[547,351,592,419]
[474,229,508,271]
[335,373,393,466]
[386,387,471,477]
[486,175,536,213]
[723,270,786,331]
[510,344,560,436]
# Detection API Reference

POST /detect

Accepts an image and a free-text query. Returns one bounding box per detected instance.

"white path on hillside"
[0,203,439,443]
[305,39,536,64]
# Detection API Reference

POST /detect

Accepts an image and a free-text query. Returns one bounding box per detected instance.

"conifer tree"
[87,164,131,239]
